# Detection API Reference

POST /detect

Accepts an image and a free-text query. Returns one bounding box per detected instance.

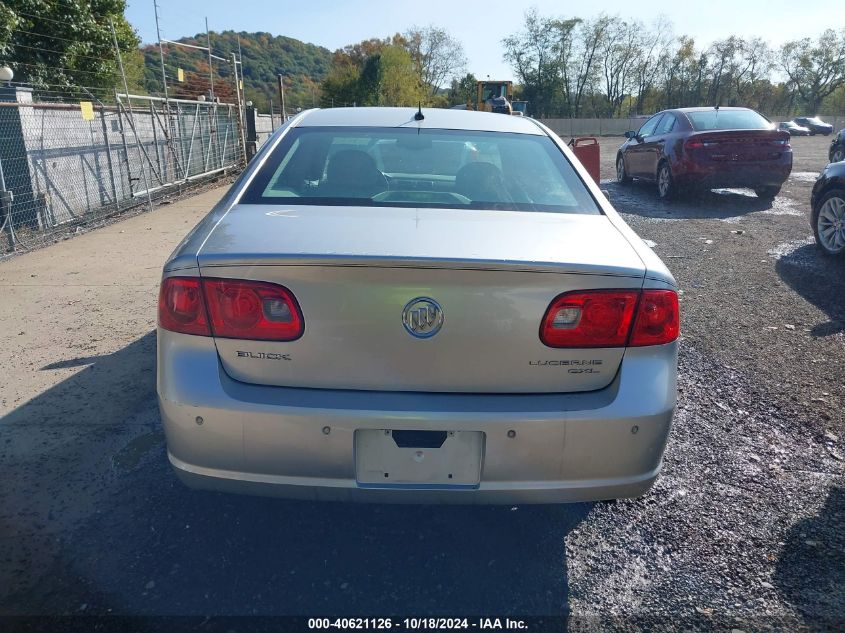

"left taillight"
[158,277,210,336]
[629,290,680,347]
[158,277,304,341]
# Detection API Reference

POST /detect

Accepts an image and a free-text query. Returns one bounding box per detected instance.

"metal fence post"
[0,154,16,252]
[245,104,257,162]
[111,21,153,212]
[269,98,275,132]
[98,105,120,210]
[149,101,164,185]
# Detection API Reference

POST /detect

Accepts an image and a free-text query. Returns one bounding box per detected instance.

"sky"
[126,0,841,80]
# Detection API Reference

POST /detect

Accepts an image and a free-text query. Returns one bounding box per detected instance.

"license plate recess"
[355,429,483,487]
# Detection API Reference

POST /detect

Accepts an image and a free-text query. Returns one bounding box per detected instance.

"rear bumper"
[675,154,792,189]
[157,330,677,504]
[168,454,662,504]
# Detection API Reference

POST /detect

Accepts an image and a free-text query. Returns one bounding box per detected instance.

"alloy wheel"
[658,165,671,198]
[616,157,628,183]
[833,148,845,163]
[818,196,845,254]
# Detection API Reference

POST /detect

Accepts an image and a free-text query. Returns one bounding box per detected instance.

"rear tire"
[754,186,780,201]
[656,161,677,200]
[812,189,845,258]
[616,155,631,184]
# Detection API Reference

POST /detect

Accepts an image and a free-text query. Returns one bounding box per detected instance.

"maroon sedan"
[616,107,792,200]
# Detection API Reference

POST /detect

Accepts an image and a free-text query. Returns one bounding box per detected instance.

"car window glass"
[687,110,771,131]
[637,114,663,137]
[240,127,601,214]
[374,139,471,175]
[655,114,675,135]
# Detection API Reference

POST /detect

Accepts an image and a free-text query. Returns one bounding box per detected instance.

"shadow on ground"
[774,487,845,627]
[0,330,592,617]
[603,180,778,220]
[776,244,845,336]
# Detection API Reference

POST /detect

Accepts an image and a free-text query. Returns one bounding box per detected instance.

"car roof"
[671,106,755,113]
[295,107,546,135]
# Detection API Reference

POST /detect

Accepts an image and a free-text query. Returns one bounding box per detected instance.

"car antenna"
[414,102,424,121]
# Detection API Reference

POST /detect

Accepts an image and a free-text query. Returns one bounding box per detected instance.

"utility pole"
[277,74,286,122]
[153,1,169,103]
[232,53,246,162]
[269,97,275,131]
[153,0,179,180]
[206,17,214,100]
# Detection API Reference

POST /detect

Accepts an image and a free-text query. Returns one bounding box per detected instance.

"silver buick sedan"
[157,107,679,504]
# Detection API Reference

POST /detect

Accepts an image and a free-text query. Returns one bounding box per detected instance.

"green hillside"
[141,30,332,113]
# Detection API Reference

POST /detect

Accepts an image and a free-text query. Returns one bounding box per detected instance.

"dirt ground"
[596,134,843,421]
[0,134,842,630]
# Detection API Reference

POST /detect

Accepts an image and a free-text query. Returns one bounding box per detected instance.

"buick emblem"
[402,297,444,339]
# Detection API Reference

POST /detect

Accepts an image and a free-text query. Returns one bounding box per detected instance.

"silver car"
[157,107,679,504]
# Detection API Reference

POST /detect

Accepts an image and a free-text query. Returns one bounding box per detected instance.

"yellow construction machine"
[472,80,528,116]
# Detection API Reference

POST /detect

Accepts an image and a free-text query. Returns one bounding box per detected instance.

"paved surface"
[0,135,843,630]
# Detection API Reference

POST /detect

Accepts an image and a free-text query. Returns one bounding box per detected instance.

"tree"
[569,15,612,117]
[142,31,333,111]
[631,17,673,115]
[552,17,581,117]
[170,60,236,103]
[599,16,641,116]
[321,38,425,107]
[448,72,477,106]
[403,25,466,96]
[780,30,845,114]
[0,0,139,94]
[321,50,363,106]
[377,44,425,106]
[503,9,562,117]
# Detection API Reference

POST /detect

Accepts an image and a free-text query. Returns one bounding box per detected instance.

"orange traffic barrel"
[568,137,600,184]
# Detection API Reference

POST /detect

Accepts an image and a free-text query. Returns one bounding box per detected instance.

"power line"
[9,42,118,64]
[7,8,116,28]
[8,61,120,78]
[9,28,115,49]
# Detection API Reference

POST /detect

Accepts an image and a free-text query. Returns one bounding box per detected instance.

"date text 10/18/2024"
[308,618,529,630]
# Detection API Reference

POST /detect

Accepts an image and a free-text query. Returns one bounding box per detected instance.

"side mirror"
[624,130,637,139]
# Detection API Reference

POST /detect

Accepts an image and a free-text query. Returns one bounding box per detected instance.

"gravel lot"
[0,133,842,631]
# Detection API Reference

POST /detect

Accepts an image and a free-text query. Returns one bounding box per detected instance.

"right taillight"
[629,289,680,347]
[203,278,303,341]
[158,276,304,341]
[540,289,679,348]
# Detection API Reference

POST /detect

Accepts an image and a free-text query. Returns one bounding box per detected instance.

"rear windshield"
[239,126,600,214]
[686,110,772,131]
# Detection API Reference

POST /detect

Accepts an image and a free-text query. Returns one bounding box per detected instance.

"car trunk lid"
[196,204,647,393]
[685,129,790,162]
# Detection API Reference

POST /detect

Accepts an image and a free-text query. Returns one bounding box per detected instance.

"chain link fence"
[0,84,245,255]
